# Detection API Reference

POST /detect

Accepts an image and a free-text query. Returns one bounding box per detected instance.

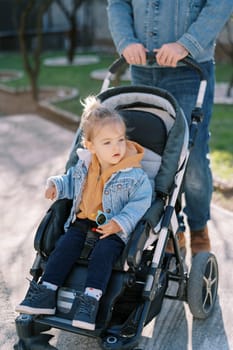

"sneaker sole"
[72,319,95,330]
[15,305,56,315]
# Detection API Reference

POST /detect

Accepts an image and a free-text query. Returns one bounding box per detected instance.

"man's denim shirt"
[107,0,233,63]
[47,149,152,244]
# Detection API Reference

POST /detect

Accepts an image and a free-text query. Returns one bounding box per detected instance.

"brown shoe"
[190,226,211,255]
[166,232,186,254]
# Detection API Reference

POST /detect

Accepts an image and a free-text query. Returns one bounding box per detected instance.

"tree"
[54,0,86,64]
[16,0,53,101]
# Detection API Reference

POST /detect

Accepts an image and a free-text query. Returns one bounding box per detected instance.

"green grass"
[0,52,232,181]
[0,52,117,115]
[211,104,233,181]
[215,62,233,82]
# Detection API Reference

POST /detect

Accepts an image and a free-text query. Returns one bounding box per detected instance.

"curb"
[0,83,80,130]
[37,86,80,125]
[43,54,100,67]
[0,69,23,83]
[213,177,233,193]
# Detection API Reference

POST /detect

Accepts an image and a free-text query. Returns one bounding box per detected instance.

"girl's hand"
[45,185,57,200]
[96,220,121,239]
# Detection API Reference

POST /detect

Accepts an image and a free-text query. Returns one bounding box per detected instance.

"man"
[107,0,233,255]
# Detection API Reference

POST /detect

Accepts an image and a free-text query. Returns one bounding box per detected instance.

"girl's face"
[86,121,127,171]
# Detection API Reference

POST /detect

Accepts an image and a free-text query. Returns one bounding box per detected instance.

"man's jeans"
[131,61,215,231]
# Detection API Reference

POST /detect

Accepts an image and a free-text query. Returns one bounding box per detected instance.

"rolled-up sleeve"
[178,1,233,59]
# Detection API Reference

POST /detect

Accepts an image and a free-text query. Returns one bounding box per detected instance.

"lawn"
[0,52,232,181]
[0,51,116,115]
[210,104,233,181]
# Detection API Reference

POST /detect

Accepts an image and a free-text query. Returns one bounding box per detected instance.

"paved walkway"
[0,114,233,350]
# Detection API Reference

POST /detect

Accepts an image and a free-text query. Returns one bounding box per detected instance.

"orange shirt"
[77,140,144,221]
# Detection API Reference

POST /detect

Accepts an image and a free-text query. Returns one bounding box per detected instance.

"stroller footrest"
[35,315,102,336]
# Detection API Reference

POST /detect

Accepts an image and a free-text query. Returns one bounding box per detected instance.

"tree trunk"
[67,15,77,64]
[17,0,53,101]
[55,0,85,63]
[227,74,233,97]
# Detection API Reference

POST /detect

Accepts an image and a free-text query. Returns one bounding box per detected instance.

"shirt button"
[104,190,109,195]
[106,209,111,213]
[117,184,122,189]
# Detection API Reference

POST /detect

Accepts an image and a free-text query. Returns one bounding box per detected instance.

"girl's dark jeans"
[41,218,125,293]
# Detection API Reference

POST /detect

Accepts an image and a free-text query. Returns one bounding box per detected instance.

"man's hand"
[122,43,147,65]
[155,42,189,67]
[96,220,122,239]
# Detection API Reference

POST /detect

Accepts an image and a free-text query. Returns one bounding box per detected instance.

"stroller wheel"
[187,252,218,319]
[14,339,27,350]
[14,335,57,350]
[100,334,140,350]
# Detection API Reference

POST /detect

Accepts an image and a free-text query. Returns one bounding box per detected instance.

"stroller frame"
[14,55,219,350]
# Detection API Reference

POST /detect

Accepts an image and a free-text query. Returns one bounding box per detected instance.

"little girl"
[16,96,152,330]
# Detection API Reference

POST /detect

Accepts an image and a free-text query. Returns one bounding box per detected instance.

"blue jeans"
[131,61,215,230]
[42,219,125,293]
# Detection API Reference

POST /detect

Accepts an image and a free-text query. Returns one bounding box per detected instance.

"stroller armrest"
[143,198,165,228]
[126,220,150,269]
[34,199,72,257]
[125,199,165,269]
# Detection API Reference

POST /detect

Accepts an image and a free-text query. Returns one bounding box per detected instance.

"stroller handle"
[101,52,207,108]
[109,52,207,80]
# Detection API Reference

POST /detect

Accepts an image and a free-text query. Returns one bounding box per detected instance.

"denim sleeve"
[47,166,75,200]
[107,0,140,54]
[112,170,152,238]
[178,1,233,59]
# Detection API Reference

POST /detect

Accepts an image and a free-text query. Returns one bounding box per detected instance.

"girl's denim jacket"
[107,0,233,63]
[47,149,152,244]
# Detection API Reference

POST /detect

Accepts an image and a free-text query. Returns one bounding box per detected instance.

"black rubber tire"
[14,335,58,350]
[14,339,27,350]
[187,252,218,319]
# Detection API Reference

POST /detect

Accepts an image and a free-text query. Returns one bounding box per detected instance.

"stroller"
[15,54,219,350]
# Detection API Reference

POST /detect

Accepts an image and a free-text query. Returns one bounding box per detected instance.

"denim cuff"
[178,34,203,60]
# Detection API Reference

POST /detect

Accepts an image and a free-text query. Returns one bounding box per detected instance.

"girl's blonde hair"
[80,96,125,144]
